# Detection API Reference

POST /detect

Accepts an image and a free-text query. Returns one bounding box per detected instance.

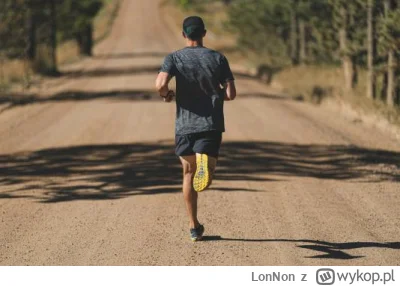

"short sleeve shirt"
[160,46,234,135]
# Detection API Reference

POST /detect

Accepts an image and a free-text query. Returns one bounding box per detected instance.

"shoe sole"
[191,236,203,242]
[193,154,210,192]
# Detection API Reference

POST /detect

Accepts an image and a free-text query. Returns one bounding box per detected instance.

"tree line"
[178,0,400,107]
[0,0,103,75]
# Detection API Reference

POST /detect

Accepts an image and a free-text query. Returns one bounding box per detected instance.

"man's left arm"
[219,56,236,101]
[223,80,236,101]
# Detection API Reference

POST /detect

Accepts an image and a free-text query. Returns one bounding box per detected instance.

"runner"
[156,16,236,242]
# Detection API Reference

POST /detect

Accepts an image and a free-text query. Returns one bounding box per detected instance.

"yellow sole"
[193,153,210,192]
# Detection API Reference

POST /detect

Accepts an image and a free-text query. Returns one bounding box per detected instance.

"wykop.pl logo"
[316,268,335,285]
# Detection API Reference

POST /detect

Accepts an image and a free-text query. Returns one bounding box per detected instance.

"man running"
[155,16,236,241]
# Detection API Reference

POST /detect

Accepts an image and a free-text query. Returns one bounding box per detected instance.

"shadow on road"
[0,58,300,111]
[0,89,295,113]
[62,65,161,79]
[237,92,303,101]
[0,89,161,112]
[202,236,400,260]
[0,141,399,203]
[93,52,168,60]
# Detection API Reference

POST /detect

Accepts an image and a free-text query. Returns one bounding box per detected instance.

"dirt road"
[0,0,399,266]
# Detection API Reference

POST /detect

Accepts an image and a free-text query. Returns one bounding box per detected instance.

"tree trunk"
[76,32,83,55]
[352,55,358,88]
[339,6,353,93]
[290,8,298,65]
[76,24,93,56]
[387,50,395,106]
[83,24,93,56]
[384,0,395,106]
[49,0,57,74]
[26,4,36,61]
[367,0,375,99]
[299,19,306,64]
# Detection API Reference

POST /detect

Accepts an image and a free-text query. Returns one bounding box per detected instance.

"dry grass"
[273,65,400,127]
[0,58,31,92]
[274,65,344,97]
[57,41,80,66]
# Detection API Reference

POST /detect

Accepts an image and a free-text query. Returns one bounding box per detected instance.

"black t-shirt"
[160,46,234,135]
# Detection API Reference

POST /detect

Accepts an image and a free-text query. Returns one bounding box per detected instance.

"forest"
[177,0,400,108]
[0,0,108,78]
[2,0,400,109]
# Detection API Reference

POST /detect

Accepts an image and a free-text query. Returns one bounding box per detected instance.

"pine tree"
[290,0,298,65]
[26,0,37,61]
[338,3,355,92]
[49,0,57,73]
[384,0,395,106]
[58,0,103,56]
[328,0,366,92]
[367,0,376,99]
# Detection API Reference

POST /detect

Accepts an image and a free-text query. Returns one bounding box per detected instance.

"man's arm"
[157,53,176,102]
[223,80,236,101]
[155,72,174,102]
[219,55,236,101]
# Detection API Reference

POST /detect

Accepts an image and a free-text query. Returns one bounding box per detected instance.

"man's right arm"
[156,54,176,102]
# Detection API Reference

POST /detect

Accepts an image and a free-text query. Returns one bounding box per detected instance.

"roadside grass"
[0,0,121,93]
[0,58,32,93]
[273,65,400,127]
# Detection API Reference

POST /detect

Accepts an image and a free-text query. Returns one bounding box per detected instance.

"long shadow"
[0,89,161,111]
[202,236,400,260]
[63,64,279,81]
[62,65,161,79]
[232,65,282,84]
[0,141,399,203]
[0,89,298,112]
[238,92,303,101]
[93,52,168,60]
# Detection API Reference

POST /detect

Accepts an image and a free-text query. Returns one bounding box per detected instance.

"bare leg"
[180,156,200,229]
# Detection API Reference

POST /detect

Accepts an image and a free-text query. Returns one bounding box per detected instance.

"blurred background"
[0,0,119,88]
[1,0,400,126]
[171,0,400,125]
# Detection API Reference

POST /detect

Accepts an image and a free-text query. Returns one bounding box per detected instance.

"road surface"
[0,0,399,266]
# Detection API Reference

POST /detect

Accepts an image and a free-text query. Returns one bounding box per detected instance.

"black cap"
[183,16,205,37]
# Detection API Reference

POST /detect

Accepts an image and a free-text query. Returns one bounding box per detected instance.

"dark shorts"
[175,131,222,158]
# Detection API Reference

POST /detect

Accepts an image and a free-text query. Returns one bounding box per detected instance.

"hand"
[163,90,175,102]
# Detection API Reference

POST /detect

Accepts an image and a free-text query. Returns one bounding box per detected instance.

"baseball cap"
[183,16,205,38]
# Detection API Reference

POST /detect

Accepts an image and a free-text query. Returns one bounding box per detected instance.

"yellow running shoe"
[193,153,210,192]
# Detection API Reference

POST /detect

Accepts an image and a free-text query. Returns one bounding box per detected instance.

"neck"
[186,39,203,47]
